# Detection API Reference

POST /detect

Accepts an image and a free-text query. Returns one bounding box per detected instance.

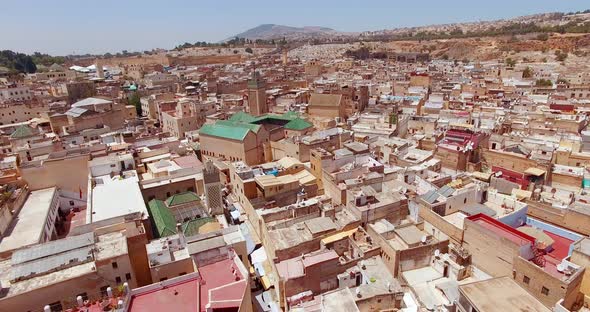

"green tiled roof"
[216,120,261,133]
[284,117,313,131]
[10,125,34,139]
[228,111,256,123]
[281,111,300,120]
[199,124,251,141]
[181,217,216,237]
[200,111,303,140]
[147,199,177,238]
[252,112,298,123]
[166,191,200,206]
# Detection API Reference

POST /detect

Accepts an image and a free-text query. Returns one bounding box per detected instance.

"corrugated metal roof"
[439,185,456,197]
[65,107,89,117]
[71,97,112,108]
[11,232,94,265]
[421,189,439,204]
[11,245,94,282]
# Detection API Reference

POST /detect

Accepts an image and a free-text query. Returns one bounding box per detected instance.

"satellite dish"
[434,249,441,257]
[421,235,427,243]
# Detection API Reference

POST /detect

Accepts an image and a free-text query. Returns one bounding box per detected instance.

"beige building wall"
[308,106,344,119]
[434,148,467,171]
[513,256,584,309]
[96,253,138,289]
[20,154,90,194]
[150,258,195,282]
[162,113,200,139]
[571,242,590,305]
[462,218,528,277]
[200,132,260,165]
[141,178,202,202]
[67,108,126,133]
[555,149,590,167]
[0,103,48,125]
[125,105,137,120]
[526,200,590,236]
[482,149,547,174]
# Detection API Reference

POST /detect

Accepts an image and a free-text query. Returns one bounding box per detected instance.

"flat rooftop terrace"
[0,187,56,254]
[89,172,147,223]
[129,276,199,312]
[459,277,551,312]
[467,213,535,246]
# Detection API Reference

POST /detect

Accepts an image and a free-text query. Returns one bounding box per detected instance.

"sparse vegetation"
[535,79,553,87]
[129,92,142,116]
[555,50,568,62]
[361,20,590,43]
[536,33,549,41]
[522,67,533,78]
[505,57,516,67]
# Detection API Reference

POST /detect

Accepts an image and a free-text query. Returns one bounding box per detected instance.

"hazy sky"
[1,0,588,55]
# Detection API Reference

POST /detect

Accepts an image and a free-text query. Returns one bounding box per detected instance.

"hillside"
[226,11,590,43]
[226,24,342,41]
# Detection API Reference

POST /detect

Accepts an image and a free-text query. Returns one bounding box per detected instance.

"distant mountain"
[225,24,341,41]
[224,11,590,44]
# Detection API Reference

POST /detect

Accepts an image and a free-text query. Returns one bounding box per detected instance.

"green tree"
[535,79,553,87]
[505,58,516,67]
[522,67,533,78]
[128,92,142,116]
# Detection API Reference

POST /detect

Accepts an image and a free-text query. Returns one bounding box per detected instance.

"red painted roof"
[492,166,525,179]
[543,229,574,261]
[128,257,247,312]
[128,277,200,312]
[467,213,535,246]
[198,258,247,312]
[550,103,575,112]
